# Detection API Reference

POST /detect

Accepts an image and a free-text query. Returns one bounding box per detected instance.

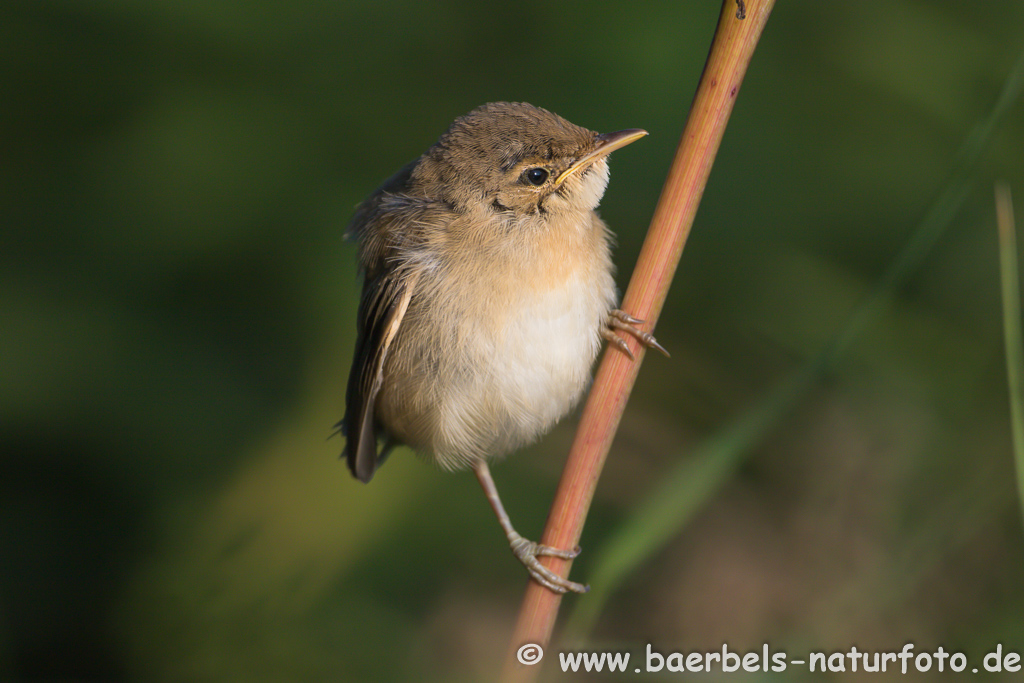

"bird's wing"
[343,265,418,483]
[341,160,426,483]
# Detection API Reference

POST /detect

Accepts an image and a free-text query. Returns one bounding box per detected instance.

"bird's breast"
[377,210,617,468]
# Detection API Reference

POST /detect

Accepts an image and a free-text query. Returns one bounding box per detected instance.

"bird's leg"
[602,309,670,361]
[474,460,589,594]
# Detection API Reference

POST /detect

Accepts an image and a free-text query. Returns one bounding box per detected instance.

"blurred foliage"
[2,1,1024,681]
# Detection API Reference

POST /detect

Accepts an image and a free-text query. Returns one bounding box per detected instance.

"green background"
[3,1,1024,680]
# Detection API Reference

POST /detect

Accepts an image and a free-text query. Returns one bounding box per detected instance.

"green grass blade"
[996,183,1024,528]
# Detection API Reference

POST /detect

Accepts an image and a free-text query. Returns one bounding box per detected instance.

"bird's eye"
[524,167,549,186]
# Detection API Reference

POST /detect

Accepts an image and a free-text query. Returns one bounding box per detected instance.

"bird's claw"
[509,533,589,594]
[603,309,670,360]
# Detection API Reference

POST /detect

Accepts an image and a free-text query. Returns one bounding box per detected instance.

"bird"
[340,102,665,593]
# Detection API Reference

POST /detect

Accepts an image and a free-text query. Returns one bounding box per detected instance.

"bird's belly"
[379,265,614,470]
[449,278,609,466]
[489,283,604,427]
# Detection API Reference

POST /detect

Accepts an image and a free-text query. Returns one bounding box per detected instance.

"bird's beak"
[555,128,648,186]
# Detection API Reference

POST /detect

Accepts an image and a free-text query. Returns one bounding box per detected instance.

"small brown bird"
[341,102,664,593]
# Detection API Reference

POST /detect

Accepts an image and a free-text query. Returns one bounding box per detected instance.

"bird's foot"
[603,309,670,361]
[508,532,589,594]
